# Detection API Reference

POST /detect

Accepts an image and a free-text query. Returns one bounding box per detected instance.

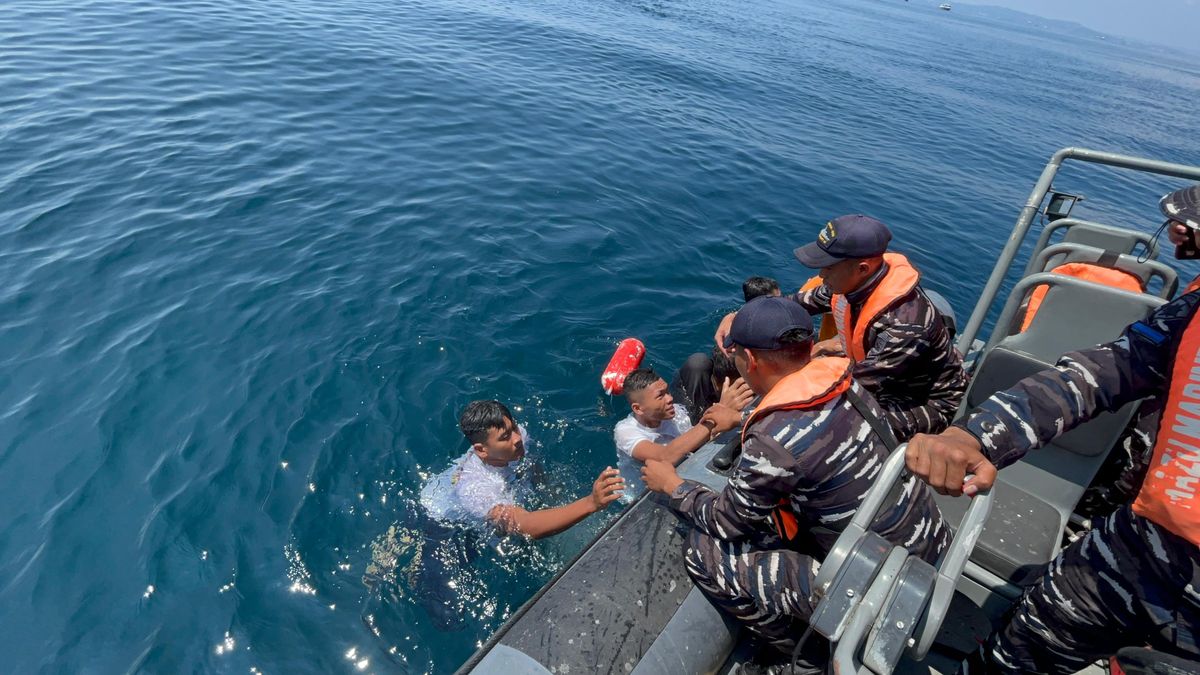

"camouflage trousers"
[682,527,820,655]
[976,505,1200,674]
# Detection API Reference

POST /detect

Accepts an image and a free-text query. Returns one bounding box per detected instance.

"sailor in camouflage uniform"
[906,186,1200,674]
[645,297,949,666]
[716,215,968,442]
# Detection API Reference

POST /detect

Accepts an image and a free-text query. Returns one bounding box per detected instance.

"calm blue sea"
[1,0,1197,672]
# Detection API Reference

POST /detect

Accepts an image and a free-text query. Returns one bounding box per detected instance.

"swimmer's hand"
[591,467,625,512]
[718,377,754,412]
[714,311,737,354]
[641,459,683,495]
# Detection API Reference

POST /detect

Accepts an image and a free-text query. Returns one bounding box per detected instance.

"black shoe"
[1115,647,1200,675]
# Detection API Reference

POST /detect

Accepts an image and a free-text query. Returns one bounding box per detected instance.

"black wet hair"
[623,367,661,401]
[711,347,740,383]
[459,399,515,444]
[742,276,781,302]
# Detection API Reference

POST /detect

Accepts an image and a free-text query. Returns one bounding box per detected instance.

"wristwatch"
[700,418,718,440]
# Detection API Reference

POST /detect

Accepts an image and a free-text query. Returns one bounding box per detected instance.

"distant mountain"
[921,2,1134,49]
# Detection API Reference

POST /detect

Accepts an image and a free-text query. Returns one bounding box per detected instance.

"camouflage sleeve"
[851,322,936,438]
[957,296,1194,469]
[791,283,833,315]
[668,430,800,541]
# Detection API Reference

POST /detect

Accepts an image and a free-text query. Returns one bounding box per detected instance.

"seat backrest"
[1031,242,1178,298]
[967,347,1134,458]
[1061,222,1154,255]
[987,273,1165,362]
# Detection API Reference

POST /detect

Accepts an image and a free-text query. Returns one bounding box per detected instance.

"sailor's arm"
[488,468,624,539]
[790,282,834,315]
[909,297,1189,496]
[649,430,800,541]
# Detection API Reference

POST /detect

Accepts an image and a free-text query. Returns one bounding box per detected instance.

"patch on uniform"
[1130,321,1167,346]
[818,221,837,246]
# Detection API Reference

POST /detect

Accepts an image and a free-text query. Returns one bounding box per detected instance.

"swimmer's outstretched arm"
[486,467,625,539]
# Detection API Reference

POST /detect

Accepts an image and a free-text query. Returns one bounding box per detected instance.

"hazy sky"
[954,0,1198,48]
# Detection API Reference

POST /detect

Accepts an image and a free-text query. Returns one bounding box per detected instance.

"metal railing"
[956,147,1200,355]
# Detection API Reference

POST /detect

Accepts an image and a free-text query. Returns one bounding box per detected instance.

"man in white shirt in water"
[614,368,751,499]
[437,400,625,538]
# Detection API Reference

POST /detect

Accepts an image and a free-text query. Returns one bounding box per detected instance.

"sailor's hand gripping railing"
[806,443,993,675]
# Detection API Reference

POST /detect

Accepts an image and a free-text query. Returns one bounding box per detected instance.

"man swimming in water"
[433,400,625,538]
[615,368,750,500]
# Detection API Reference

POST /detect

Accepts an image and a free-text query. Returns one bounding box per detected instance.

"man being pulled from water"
[434,400,624,538]
[645,297,948,673]
[714,215,968,442]
[615,368,752,500]
[673,276,781,424]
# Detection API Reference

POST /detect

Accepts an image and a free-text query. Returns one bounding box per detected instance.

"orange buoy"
[601,338,646,395]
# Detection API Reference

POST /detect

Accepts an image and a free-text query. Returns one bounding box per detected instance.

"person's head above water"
[711,347,739,388]
[459,399,525,466]
[742,276,782,302]
[623,367,677,425]
[724,296,815,396]
[793,214,892,295]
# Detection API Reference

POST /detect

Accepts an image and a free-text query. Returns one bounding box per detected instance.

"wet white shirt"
[613,405,693,499]
[421,426,532,526]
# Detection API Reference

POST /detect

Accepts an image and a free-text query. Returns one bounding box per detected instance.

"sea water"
[0,0,1197,672]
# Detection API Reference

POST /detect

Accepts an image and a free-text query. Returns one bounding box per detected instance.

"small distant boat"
[939,3,952,9]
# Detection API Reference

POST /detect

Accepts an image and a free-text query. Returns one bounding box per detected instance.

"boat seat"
[1026,218,1157,276]
[1030,242,1178,299]
[949,274,1163,588]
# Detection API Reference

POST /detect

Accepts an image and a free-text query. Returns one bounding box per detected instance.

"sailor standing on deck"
[644,297,949,673]
[714,215,968,441]
[907,185,1200,674]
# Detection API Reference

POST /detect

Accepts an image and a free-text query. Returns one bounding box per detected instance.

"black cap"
[794,214,892,269]
[724,296,814,350]
[1161,185,1200,229]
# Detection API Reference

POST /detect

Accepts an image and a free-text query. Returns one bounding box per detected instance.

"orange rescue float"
[601,338,646,395]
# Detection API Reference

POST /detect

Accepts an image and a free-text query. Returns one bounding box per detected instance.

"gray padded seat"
[945,275,1163,587]
[1030,242,1178,299]
[1027,218,1157,276]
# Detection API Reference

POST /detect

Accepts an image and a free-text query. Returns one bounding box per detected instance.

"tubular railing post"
[955,148,1069,354]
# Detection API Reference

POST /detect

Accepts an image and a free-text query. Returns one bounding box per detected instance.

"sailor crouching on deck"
[715,215,968,442]
[643,296,949,672]
[906,185,1200,675]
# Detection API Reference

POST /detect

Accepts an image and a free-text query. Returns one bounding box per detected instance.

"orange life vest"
[1185,274,1200,296]
[831,253,920,362]
[1020,263,1144,332]
[798,275,839,341]
[740,357,854,541]
[1132,310,1200,545]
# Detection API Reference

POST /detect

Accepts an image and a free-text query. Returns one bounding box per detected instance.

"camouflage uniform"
[794,267,968,441]
[668,380,949,655]
[956,292,1200,674]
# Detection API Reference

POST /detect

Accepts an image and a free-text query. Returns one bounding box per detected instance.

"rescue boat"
[457,148,1200,675]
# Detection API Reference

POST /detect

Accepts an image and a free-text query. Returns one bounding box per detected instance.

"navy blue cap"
[1161,185,1200,229]
[724,296,814,350]
[794,214,892,269]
